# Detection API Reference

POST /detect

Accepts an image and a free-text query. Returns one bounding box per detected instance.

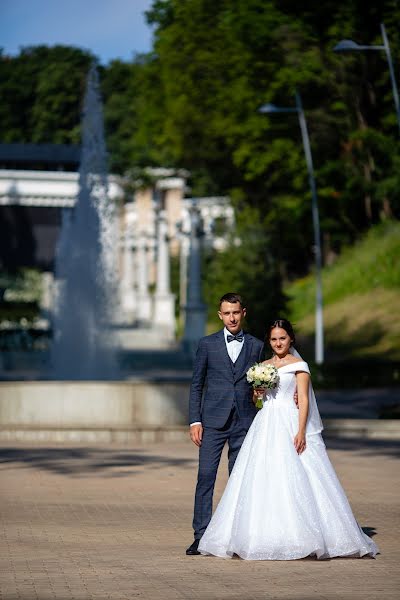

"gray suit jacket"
[189,330,264,428]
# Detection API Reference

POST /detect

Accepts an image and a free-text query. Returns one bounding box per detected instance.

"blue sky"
[0,0,155,64]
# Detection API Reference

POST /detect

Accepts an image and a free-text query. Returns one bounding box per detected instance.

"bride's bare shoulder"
[261,359,274,365]
[285,356,304,365]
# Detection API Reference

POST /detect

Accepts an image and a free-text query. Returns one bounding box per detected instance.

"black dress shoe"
[186,539,201,555]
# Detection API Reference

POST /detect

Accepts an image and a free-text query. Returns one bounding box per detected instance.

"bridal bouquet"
[246,363,279,409]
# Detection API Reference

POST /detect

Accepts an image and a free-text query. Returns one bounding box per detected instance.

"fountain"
[50,64,119,379]
[0,64,191,442]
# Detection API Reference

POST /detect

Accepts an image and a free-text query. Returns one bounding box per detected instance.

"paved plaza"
[0,437,399,600]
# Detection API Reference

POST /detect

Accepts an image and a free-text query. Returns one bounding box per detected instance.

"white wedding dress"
[199,361,378,560]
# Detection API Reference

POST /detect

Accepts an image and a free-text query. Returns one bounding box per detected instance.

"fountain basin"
[3,380,399,444]
[0,377,191,443]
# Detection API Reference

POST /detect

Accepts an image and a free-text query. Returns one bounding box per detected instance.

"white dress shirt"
[224,327,245,363]
[190,328,245,427]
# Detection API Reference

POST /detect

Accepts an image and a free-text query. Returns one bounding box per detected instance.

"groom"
[186,292,264,555]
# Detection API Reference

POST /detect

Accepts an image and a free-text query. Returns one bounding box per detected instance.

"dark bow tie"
[227,333,244,343]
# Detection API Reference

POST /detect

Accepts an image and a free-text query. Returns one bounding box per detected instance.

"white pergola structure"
[0,168,234,348]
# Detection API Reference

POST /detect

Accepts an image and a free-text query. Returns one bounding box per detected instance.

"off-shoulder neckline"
[276,360,308,371]
[263,360,308,371]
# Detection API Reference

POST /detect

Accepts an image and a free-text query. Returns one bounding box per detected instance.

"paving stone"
[0,438,399,600]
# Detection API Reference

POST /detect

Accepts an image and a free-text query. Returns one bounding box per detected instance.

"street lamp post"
[333,23,400,135]
[259,91,324,364]
[182,200,207,358]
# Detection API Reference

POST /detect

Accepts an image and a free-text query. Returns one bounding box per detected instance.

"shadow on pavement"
[0,436,398,479]
[0,447,197,477]
[324,436,400,458]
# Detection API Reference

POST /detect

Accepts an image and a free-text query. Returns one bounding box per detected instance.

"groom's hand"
[190,424,203,447]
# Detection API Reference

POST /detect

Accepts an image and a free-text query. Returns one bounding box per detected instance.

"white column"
[39,271,55,325]
[179,234,189,309]
[136,232,152,323]
[120,204,137,322]
[153,210,175,339]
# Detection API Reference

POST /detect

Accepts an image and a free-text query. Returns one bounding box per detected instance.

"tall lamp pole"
[333,23,400,135]
[182,201,207,358]
[259,91,324,364]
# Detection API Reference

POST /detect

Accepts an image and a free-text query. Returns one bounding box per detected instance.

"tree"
[143,0,400,264]
[203,204,285,338]
[0,46,93,144]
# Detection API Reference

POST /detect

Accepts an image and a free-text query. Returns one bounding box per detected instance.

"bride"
[198,319,378,560]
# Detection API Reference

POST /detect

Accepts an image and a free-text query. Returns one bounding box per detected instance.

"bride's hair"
[266,318,296,345]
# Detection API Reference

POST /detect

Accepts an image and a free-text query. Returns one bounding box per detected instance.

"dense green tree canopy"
[0,45,93,144]
[143,1,400,251]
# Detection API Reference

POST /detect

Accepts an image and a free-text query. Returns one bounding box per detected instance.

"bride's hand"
[294,431,306,454]
[253,387,264,403]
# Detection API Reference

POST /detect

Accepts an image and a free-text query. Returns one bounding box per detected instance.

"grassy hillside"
[286,221,400,362]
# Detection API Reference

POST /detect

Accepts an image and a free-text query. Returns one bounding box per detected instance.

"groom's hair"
[219,292,245,308]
